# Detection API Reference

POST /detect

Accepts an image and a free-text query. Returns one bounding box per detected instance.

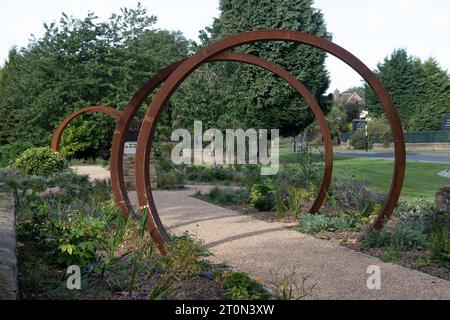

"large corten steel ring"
[135,30,406,254]
[109,52,333,224]
[51,106,122,151]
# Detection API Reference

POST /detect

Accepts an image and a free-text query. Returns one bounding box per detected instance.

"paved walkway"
[74,166,450,299]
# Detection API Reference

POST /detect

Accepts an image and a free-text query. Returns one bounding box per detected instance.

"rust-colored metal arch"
[109,52,333,225]
[135,30,406,254]
[51,106,122,151]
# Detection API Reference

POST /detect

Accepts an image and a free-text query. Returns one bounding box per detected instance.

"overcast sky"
[1,0,449,92]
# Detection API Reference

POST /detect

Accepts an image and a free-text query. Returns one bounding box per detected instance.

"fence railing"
[342,131,450,144]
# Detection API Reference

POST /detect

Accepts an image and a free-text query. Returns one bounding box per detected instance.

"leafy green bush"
[361,227,392,248]
[275,187,314,218]
[222,272,269,300]
[208,187,250,205]
[428,228,450,268]
[249,182,275,211]
[158,172,185,189]
[392,222,428,251]
[298,214,361,234]
[350,129,372,150]
[394,198,450,234]
[161,233,211,279]
[15,147,68,176]
[362,222,428,251]
[0,141,34,168]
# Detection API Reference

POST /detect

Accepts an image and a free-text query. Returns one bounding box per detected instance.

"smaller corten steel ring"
[51,106,122,151]
[109,54,333,225]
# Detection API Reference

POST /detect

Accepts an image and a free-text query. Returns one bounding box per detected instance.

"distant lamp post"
[360,110,369,152]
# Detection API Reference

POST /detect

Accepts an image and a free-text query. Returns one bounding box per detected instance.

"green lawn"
[279,150,449,201]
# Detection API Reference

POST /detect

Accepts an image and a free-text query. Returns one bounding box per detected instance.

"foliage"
[161,233,211,280]
[361,227,392,248]
[328,175,383,216]
[0,4,190,156]
[268,267,316,300]
[222,272,269,300]
[350,129,371,150]
[298,214,361,234]
[50,213,108,267]
[275,187,315,219]
[249,181,276,211]
[367,49,450,131]
[0,141,34,168]
[326,101,348,143]
[176,0,333,136]
[362,222,428,252]
[368,117,392,147]
[391,222,428,251]
[157,172,185,189]
[208,186,250,205]
[15,147,68,176]
[428,228,450,268]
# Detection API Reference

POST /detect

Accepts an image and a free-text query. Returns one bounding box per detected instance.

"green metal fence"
[342,131,450,143]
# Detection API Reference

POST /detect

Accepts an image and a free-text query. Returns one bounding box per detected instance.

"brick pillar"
[123,150,157,191]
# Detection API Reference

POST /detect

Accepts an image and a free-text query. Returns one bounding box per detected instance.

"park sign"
[441,115,450,131]
[352,119,367,133]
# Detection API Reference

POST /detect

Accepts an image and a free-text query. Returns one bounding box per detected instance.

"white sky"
[1,0,449,92]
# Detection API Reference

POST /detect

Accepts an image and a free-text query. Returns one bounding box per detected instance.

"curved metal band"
[110,53,333,226]
[51,106,122,151]
[135,30,406,254]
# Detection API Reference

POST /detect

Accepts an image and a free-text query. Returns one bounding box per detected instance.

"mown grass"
[279,150,449,201]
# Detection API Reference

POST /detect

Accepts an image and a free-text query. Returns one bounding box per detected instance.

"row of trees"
[0,0,333,158]
[0,4,190,157]
[367,49,449,131]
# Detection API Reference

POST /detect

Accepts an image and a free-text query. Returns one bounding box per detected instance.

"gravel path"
[71,165,111,181]
[75,166,450,299]
[132,186,450,300]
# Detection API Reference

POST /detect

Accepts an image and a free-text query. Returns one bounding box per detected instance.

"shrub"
[158,172,185,189]
[394,198,450,234]
[350,129,372,150]
[208,187,249,205]
[222,272,269,300]
[0,141,34,168]
[53,213,108,267]
[428,228,450,268]
[368,117,392,147]
[15,147,68,176]
[161,233,211,279]
[329,177,382,215]
[298,214,361,234]
[361,227,392,248]
[249,182,275,211]
[391,221,428,251]
[275,187,315,218]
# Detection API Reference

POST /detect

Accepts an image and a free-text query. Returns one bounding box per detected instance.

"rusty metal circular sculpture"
[135,30,406,254]
[50,56,333,229]
[109,52,333,223]
[51,106,122,152]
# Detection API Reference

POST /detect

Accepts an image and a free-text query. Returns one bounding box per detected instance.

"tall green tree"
[367,49,449,131]
[0,4,190,157]
[173,0,332,136]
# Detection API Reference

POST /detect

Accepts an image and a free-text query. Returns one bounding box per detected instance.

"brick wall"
[123,151,157,191]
